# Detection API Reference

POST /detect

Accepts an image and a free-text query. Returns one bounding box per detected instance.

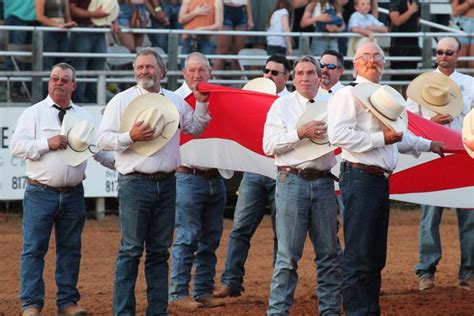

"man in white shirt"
[407,36,474,292]
[327,42,444,315]
[215,54,291,299]
[169,52,226,309]
[319,49,345,95]
[263,55,342,315]
[97,48,211,315]
[10,63,91,316]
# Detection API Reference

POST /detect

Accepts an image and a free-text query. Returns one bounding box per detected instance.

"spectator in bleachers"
[117,0,149,52]
[300,0,345,56]
[451,0,474,69]
[266,0,292,56]
[388,0,420,93]
[178,0,223,57]
[247,0,275,49]
[145,0,182,53]
[347,0,387,56]
[69,0,120,104]
[292,0,314,50]
[3,0,37,70]
[214,0,254,73]
[35,0,77,71]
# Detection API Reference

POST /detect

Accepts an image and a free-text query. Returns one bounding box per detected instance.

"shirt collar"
[355,75,375,84]
[295,91,316,105]
[46,95,74,109]
[179,82,193,98]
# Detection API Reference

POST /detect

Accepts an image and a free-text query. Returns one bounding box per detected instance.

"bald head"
[436,37,461,52]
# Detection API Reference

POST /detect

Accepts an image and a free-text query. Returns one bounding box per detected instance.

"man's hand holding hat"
[130,121,156,142]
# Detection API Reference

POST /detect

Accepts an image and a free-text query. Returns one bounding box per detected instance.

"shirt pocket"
[40,125,61,139]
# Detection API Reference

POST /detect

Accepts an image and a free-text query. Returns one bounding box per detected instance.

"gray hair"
[134,47,167,78]
[293,55,321,77]
[52,62,76,81]
[184,52,211,69]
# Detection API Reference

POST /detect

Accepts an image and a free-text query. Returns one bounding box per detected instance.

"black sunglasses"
[263,68,285,76]
[320,63,338,70]
[435,50,455,56]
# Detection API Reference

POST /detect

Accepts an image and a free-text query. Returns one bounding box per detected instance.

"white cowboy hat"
[58,112,98,167]
[353,83,408,133]
[293,99,336,161]
[120,93,180,157]
[242,77,277,95]
[463,109,474,158]
[407,72,463,117]
[89,0,119,26]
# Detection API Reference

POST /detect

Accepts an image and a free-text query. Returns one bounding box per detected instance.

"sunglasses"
[435,50,455,56]
[320,63,338,70]
[263,68,285,76]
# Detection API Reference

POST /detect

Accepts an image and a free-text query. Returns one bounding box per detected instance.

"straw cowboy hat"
[120,93,180,157]
[353,83,408,133]
[242,77,277,95]
[406,72,463,117]
[463,109,474,158]
[293,99,336,161]
[58,112,98,167]
[89,0,119,26]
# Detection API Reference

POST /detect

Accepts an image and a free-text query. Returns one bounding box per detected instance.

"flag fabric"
[180,83,473,208]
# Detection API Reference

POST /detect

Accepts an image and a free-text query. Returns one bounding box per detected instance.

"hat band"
[67,129,98,154]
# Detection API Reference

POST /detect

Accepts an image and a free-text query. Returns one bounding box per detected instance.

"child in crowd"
[266,0,293,56]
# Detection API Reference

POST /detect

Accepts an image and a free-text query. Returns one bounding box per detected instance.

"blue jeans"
[20,183,86,312]
[415,205,474,282]
[149,3,182,52]
[69,30,107,103]
[268,173,341,316]
[311,37,339,56]
[339,166,390,316]
[181,37,215,55]
[114,174,176,316]
[43,30,69,71]
[220,172,276,292]
[169,172,226,300]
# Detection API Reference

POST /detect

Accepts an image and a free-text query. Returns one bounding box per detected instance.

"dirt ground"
[0,208,473,315]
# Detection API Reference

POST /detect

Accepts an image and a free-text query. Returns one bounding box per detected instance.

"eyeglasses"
[263,68,286,76]
[435,50,455,56]
[50,76,73,84]
[320,63,338,70]
[355,53,384,62]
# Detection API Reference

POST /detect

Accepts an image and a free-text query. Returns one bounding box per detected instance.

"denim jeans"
[114,174,176,316]
[69,30,107,103]
[4,15,37,70]
[169,172,226,300]
[20,183,86,312]
[310,37,339,56]
[43,31,69,71]
[339,166,390,316]
[415,205,474,282]
[148,3,182,52]
[220,172,276,292]
[181,38,215,55]
[268,173,341,316]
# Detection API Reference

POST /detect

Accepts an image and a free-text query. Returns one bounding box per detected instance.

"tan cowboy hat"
[242,77,277,95]
[406,72,463,117]
[120,93,180,157]
[293,100,336,161]
[353,83,408,133]
[58,112,98,167]
[89,0,119,26]
[463,109,474,158]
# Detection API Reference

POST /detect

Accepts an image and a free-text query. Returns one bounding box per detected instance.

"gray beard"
[137,78,155,89]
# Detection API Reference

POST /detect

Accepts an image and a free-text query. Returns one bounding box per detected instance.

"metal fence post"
[95,197,105,221]
[299,35,310,56]
[32,30,44,103]
[97,74,107,106]
[167,32,179,90]
[421,2,432,69]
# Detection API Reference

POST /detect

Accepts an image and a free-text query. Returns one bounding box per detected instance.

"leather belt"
[341,161,392,178]
[27,178,80,193]
[176,166,220,179]
[128,171,175,181]
[277,166,339,182]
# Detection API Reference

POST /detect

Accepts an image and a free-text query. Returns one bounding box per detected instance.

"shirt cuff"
[194,101,209,115]
[119,131,134,147]
[38,137,50,153]
[288,130,301,145]
[372,131,385,148]
[419,138,432,152]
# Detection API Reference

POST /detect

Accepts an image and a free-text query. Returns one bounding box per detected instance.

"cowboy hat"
[89,0,120,26]
[406,72,462,117]
[463,109,474,158]
[353,83,408,133]
[120,93,180,157]
[293,99,336,161]
[58,112,98,167]
[242,77,277,95]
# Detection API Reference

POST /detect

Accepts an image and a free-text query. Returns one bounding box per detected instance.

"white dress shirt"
[406,68,473,132]
[263,91,336,170]
[319,81,344,98]
[10,96,91,187]
[97,85,211,174]
[277,86,290,97]
[327,76,431,171]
